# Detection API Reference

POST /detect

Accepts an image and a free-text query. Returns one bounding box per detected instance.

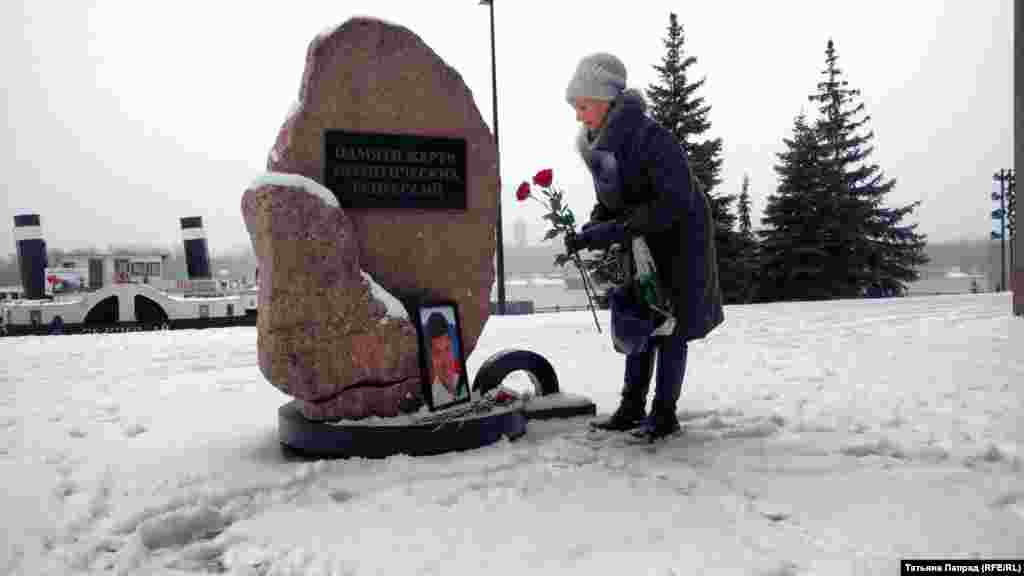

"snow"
[1,292,1021,574]
[249,172,339,208]
[523,392,595,411]
[360,270,410,324]
[945,271,984,280]
[244,175,408,327]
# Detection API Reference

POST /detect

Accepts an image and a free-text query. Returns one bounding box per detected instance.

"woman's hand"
[566,220,628,252]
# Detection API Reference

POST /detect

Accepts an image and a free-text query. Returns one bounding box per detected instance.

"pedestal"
[279,400,527,459]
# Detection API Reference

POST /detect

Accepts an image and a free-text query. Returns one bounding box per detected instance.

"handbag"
[609,283,654,355]
[609,237,676,354]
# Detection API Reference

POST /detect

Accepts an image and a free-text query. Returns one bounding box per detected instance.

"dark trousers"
[621,333,688,409]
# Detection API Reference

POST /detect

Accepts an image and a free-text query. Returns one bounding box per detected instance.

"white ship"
[0,215,258,337]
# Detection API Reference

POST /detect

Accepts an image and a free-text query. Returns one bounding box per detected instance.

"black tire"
[471,349,559,397]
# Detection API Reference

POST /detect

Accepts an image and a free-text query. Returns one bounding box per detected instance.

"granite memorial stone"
[243,17,498,421]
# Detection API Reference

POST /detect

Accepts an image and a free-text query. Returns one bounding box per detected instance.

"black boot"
[591,346,655,431]
[590,397,647,431]
[632,403,681,439]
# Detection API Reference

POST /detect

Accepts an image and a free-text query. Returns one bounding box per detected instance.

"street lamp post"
[480,0,506,316]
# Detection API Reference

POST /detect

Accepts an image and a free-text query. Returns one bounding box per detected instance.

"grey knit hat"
[565,52,627,106]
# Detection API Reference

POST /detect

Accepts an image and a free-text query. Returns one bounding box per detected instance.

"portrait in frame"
[413,300,471,411]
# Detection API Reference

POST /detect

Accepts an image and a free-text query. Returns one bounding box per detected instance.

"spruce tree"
[738,174,753,238]
[759,113,832,301]
[736,174,760,302]
[645,12,744,303]
[808,39,928,297]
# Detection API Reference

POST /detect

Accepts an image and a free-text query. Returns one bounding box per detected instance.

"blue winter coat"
[577,89,724,341]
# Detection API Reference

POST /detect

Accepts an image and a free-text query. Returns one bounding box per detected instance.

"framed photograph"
[413,300,471,411]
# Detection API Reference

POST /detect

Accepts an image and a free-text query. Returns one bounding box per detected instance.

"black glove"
[565,222,597,253]
[566,221,628,252]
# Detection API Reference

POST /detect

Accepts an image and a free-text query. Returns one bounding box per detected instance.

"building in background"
[905,266,988,297]
[514,218,527,249]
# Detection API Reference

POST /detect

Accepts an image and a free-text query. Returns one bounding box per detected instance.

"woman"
[564,52,724,440]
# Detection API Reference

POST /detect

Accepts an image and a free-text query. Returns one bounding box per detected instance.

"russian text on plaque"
[324,131,468,210]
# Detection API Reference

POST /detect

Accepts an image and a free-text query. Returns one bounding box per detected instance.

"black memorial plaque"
[323,131,467,210]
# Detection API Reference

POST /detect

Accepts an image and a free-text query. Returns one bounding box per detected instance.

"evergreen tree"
[645,12,744,303]
[759,113,833,301]
[735,174,759,302]
[808,39,928,297]
[738,174,753,238]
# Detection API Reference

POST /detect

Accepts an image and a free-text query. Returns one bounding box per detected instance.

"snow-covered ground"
[1,293,1021,575]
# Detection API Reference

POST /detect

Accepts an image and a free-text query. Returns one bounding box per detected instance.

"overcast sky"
[1,1,1014,255]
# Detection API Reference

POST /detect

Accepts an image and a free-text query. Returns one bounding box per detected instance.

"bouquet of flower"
[515,169,602,332]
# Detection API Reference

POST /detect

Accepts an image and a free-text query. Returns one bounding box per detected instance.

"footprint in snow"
[964,443,1017,469]
[755,501,793,523]
[435,492,461,508]
[848,422,870,435]
[757,560,801,576]
[702,415,731,430]
[53,478,79,500]
[329,489,357,504]
[122,422,147,438]
[839,437,906,460]
[721,418,782,440]
[678,409,717,421]
[990,491,1023,510]
[136,505,227,550]
[93,399,120,423]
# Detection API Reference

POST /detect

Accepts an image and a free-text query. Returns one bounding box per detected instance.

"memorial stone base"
[279,349,597,459]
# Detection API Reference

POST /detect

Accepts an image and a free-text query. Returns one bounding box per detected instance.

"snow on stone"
[1,293,1021,574]
[360,270,409,323]
[249,171,338,208]
[524,392,595,411]
[323,403,431,428]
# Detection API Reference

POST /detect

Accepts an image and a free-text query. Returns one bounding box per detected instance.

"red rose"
[516,182,531,201]
[495,389,516,404]
[532,168,554,188]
